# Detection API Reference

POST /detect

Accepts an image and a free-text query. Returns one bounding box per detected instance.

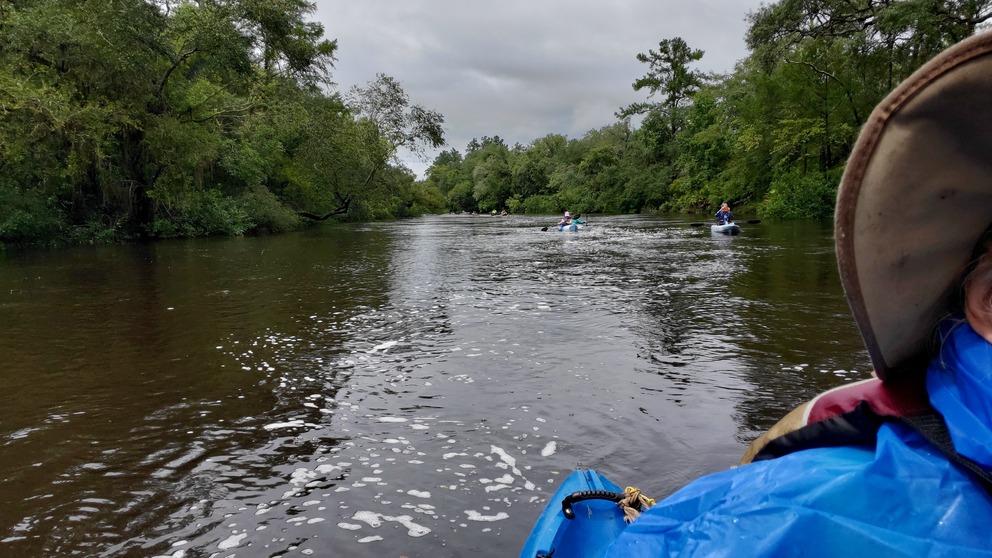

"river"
[0,213,868,557]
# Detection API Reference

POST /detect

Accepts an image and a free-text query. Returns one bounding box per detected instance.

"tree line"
[2,1,990,246]
[0,0,443,245]
[423,1,992,219]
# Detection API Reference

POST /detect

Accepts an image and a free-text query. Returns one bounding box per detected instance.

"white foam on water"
[541,441,557,457]
[491,445,536,490]
[402,503,436,513]
[407,490,430,498]
[352,511,382,528]
[395,515,431,537]
[465,510,509,522]
[490,446,516,468]
[350,511,431,538]
[358,535,383,543]
[263,420,308,431]
[379,417,407,423]
[338,522,362,530]
[368,341,398,353]
[217,532,247,550]
[290,468,316,485]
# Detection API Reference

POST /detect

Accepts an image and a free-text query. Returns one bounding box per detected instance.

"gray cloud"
[313,0,765,176]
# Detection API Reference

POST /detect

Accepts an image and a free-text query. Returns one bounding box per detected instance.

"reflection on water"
[0,214,868,556]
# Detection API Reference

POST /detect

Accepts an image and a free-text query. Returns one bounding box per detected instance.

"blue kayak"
[519,469,629,558]
[559,223,581,232]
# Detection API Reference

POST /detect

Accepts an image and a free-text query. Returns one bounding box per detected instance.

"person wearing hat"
[603,31,992,556]
[557,211,573,227]
[715,202,734,225]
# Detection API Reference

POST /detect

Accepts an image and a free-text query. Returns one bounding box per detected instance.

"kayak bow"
[519,469,629,558]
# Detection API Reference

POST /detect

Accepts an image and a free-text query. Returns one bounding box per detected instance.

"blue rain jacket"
[605,322,992,557]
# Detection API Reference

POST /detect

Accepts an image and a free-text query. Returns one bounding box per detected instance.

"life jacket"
[751,372,992,494]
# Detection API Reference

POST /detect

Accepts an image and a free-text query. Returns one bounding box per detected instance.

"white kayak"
[711,223,740,235]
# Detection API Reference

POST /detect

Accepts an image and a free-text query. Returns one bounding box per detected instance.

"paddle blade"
[689,222,705,227]
[747,219,761,224]
[541,227,549,231]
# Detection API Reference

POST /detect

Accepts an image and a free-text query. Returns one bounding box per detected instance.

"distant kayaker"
[714,202,733,225]
[557,211,572,227]
[605,33,992,557]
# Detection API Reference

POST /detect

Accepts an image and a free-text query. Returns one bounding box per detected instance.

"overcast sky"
[312,1,768,178]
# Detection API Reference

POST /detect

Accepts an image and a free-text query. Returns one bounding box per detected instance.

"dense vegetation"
[424,1,992,219]
[2,1,990,245]
[0,0,444,245]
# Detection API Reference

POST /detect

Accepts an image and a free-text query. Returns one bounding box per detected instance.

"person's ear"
[965,277,992,343]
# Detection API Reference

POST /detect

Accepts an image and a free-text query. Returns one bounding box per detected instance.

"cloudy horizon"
[312,1,767,177]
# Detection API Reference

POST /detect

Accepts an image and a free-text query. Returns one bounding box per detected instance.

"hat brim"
[836,31,992,381]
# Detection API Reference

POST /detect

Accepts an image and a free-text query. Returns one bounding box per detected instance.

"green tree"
[0,0,345,242]
[467,140,511,211]
[423,148,464,201]
[236,0,337,87]
[619,37,707,139]
[511,134,566,199]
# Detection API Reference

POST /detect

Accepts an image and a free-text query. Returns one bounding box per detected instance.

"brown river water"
[0,214,868,557]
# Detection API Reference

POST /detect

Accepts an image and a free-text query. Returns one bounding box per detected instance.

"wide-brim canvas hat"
[836,31,992,381]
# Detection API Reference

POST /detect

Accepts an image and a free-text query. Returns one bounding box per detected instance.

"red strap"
[807,374,931,425]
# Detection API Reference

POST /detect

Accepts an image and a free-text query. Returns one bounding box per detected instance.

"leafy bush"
[238,185,299,233]
[403,182,448,216]
[760,171,839,219]
[517,194,560,214]
[65,218,127,245]
[0,186,62,244]
[150,189,252,238]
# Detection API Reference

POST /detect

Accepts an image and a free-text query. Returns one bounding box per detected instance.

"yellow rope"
[618,486,656,523]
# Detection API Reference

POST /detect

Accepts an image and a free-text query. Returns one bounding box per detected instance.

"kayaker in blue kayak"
[558,211,573,227]
[714,202,733,225]
[603,33,992,558]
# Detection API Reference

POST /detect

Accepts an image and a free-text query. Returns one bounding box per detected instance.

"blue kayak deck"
[519,469,628,558]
